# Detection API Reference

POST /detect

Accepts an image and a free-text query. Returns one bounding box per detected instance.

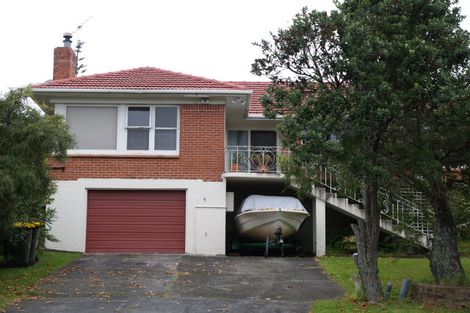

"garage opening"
[226,181,313,256]
[86,190,185,253]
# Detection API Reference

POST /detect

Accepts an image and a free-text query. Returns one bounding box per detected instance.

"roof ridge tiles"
[144,67,249,90]
[33,67,251,90]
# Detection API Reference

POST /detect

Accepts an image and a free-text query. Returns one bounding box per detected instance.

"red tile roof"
[33,67,273,116]
[227,81,272,115]
[33,67,247,91]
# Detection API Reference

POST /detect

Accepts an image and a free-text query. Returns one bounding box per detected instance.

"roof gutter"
[32,88,253,96]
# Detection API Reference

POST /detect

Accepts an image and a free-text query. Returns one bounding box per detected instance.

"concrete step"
[313,185,430,248]
[348,203,360,211]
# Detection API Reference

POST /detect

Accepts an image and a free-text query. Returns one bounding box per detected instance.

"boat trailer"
[233,226,301,257]
[264,226,284,258]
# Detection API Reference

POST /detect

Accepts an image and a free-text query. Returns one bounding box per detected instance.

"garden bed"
[315,256,470,313]
[413,283,470,308]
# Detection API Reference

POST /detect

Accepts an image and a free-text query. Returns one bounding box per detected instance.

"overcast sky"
[1,0,469,93]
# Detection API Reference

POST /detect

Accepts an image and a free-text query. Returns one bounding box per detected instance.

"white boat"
[234,195,310,241]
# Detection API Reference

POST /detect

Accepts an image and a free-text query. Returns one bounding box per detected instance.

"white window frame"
[125,105,152,151]
[57,103,180,156]
[125,104,180,155]
[154,106,180,152]
[63,104,119,154]
[226,129,279,148]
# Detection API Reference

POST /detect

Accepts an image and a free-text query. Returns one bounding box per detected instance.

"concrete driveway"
[6,255,344,313]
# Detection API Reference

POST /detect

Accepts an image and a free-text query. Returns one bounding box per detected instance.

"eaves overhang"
[32,88,252,95]
[245,113,284,120]
[32,88,253,106]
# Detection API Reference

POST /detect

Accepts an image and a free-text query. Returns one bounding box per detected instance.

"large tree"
[387,76,469,282]
[252,0,469,300]
[344,0,469,283]
[0,87,73,239]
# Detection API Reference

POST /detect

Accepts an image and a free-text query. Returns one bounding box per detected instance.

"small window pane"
[251,131,277,147]
[155,107,177,128]
[228,131,248,146]
[128,107,150,126]
[155,129,177,150]
[127,129,149,150]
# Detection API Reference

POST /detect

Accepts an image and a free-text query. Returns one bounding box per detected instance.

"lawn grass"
[0,250,81,309]
[459,240,470,257]
[314,256,470,313]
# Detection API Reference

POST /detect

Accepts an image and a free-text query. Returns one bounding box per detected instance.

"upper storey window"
[127,107,150,150]
[125,106,179,152]
[66,106,118,149]
[63,104,179,155]
[155,107,178,150]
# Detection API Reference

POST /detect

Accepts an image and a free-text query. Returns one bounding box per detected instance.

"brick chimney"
[53,33,77,80]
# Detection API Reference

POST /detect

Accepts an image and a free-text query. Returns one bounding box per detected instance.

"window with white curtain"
[64,104,179,154]
[66,106,117,149]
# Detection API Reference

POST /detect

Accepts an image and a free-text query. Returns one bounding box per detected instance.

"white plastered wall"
[47,178,226,255]
[312,197,326,256]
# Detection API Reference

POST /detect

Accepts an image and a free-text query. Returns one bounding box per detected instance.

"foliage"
[0,87,74,242]
[0,251,81,309]
[5,226,32,246]
[380,235,427,257]
[459,240,470,257]
[328,232,427,256]
[252,0,469,289]
[316,256,470,312]
[337,235,358,254]
[450,183,470,239]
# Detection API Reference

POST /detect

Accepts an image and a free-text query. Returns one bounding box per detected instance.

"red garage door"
[86,190,185,253]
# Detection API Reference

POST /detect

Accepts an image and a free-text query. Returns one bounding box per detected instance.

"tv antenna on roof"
[73,16,92,75]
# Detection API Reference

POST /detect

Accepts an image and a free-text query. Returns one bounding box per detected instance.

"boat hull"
[234,209,309,241]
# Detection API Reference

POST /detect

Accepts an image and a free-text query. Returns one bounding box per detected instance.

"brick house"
[32,34,311,256]
[32,35,431,256]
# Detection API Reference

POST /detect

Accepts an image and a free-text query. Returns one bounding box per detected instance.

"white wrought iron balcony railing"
[225,146,288,174]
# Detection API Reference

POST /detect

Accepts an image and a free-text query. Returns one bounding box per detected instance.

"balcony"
[225,146,287,175]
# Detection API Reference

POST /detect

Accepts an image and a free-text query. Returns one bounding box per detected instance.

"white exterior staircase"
[311,166,433,249]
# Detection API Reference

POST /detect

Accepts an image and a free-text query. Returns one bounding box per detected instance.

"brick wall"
[413,283,470,308]
[53,47,77,80]
[50,104,225,182]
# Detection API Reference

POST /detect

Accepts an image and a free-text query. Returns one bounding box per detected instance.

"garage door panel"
[88,208,185,217]
[88,216,185,224]
[87,241,184,254]
[87,224,185,233]
[86,190,186,253]
[86,247,184,253]
[88,190,185,201]
[86,240,184,250]
[86,233,184,241]
[88,200,185,208]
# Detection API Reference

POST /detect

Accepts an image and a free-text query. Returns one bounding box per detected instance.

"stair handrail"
[311,164,433,239]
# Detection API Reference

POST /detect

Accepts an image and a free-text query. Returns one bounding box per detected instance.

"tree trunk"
[428,179,465,283]
[351,180,383,303]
